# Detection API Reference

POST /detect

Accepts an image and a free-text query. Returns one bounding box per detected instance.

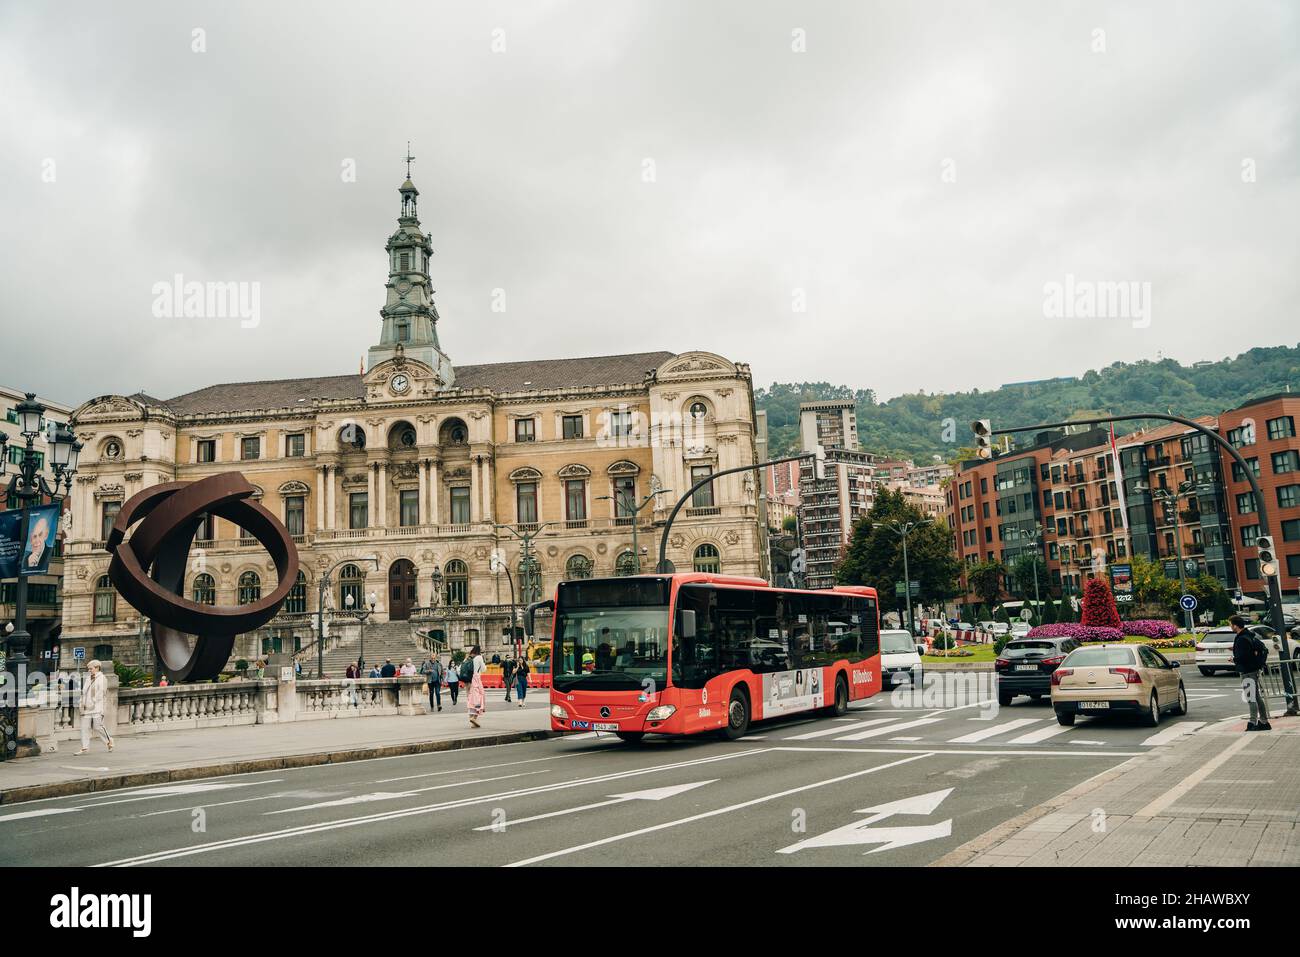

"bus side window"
[674,586,718,687]
[860,598,880,658]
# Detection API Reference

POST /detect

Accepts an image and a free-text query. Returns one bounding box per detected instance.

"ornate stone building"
[60,171,766,666]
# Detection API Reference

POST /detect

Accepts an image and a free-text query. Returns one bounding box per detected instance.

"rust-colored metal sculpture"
[105,473,299,682]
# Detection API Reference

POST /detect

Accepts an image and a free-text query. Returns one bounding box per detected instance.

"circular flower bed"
[1121,619,1179,640]
[1026,623,1124,643]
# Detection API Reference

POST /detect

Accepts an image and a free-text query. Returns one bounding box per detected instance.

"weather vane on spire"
[405,141,416,180]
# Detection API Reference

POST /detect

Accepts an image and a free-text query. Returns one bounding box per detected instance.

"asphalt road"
[0,670,1249,867]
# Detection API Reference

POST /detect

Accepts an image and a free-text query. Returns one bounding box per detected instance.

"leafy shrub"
[1026,623,1124,643]
[1121,619,1179,640]
[930,633,955,650]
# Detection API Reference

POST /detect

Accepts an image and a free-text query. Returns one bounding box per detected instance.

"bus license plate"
[1079,701,1110,710]
[593,722,619,731]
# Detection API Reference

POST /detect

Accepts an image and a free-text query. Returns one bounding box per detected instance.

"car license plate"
[1078,701,1110,710]
[1015,664,1039,672]
[593,722,619,731]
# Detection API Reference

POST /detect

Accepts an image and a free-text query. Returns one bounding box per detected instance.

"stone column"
[429,460,440,526]
[484,456,495,523]
[326,465,337,530]
[470,457,481,523]
[377,462,388,528]
[316,466,326,531]
[417,458,428,526]
[367,464,376,527]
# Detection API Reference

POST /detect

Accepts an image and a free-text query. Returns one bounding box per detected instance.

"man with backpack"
[1230,615,1272,732]
[419,653,443,712]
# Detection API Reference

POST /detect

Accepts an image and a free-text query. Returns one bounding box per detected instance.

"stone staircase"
[313,620,439,677]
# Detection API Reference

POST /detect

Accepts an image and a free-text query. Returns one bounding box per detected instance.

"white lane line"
[1070,740,1107,745]
[771,746,1143,757]
[1134,735,1254,818]
[923,699,998,716]
[472,780,717,831]
[69,780,283,810]
[1141,721,1206,747]
[375,753,577,783]
[782,717,899,741]
[504,752,935,867]
[0,807,83,823]
[1006,723,1075,745]
[889,736,923,742]
[266,770,550,814]
[948,718,1042,744]
[835,717,941,741]
[97,748,773,867]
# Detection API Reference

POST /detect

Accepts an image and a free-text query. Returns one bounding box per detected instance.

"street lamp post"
[1018,524,1045,624]
[1135,479,1206,633]
[1,397,81,761]
[315,556,379,677]
[344,590,376,674]
[597,487,671,575]
[884,519,931,635]
[494,522,556,607]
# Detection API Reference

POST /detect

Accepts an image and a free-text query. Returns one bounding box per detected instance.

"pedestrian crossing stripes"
[766,713,1231,748]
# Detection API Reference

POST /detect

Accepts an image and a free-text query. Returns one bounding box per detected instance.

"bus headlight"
[550,705,567,720]
[646,705,676,721]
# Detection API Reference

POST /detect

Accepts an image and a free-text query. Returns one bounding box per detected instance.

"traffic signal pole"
[977,413,1296,714]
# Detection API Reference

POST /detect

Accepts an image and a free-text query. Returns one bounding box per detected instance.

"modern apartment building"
[797,400,874,588]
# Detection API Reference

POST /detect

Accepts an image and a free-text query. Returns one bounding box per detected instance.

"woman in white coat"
[77,660,114,754]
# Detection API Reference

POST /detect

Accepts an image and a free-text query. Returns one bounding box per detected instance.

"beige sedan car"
[1051,643,1187,727]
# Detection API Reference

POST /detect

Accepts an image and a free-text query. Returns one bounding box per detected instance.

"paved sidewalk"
[937,713,1300,866]
[0,693,551,805]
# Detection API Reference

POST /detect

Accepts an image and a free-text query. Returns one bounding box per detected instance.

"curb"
[0,729,557,807]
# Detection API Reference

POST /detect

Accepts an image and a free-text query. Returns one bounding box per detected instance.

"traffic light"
[972,420,993,459]
[1257,535,1279,578]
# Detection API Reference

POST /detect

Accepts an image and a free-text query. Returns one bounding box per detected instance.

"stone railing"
[16,673,428,754]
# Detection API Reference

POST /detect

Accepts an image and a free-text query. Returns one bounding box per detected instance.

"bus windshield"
[552,578,671,693]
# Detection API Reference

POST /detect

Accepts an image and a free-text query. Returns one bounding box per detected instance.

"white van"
[880,629,923,687]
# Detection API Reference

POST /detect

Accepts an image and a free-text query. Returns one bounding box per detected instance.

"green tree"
[966,560,1006,609]
[782,514,798,533]
[1042,597,1057,624]
[1010,553,1047,601]
[836,488,961,608]
[1130,554,1179,613]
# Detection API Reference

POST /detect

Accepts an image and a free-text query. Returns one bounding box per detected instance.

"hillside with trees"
[757,344,1300,461]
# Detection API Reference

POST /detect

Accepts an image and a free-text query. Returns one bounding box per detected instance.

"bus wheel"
[615,732,644,744]
[832,674,849,716]
[723,687,750,740]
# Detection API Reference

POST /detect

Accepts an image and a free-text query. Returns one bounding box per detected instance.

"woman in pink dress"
[466,644,487,728]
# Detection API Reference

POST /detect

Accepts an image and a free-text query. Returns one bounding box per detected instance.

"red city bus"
[530,573,882,742]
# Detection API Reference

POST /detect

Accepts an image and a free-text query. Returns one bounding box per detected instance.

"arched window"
[192,573,216,605]
[93,575,116,622]
[285,571,307,615]
[444,559,469,606]
[238,571,262,605]
[338,563,363,610]
[693,543,721,574]
[565,554,593,581]
[339,423,366,451]
[615,550,639,576]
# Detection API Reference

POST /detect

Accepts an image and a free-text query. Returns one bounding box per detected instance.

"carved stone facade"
[59,174,766,665]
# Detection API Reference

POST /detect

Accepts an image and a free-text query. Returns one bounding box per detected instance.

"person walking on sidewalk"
[1231,614,1272,732]
[446,656,460,705]
[501,655,516,703]
[465,644,487,728]
[419,653,443,712]
[76,660,114,755]
[514,655,530,707]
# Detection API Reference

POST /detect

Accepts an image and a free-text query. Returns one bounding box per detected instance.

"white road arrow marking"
[777,787,954,855]
[473,779,716,831]
[267,770,549,814]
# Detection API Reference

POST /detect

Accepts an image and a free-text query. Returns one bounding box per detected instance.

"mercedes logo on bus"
[600,707,611,718]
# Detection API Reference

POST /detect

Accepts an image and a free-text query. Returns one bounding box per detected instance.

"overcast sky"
[2,0,1297,409]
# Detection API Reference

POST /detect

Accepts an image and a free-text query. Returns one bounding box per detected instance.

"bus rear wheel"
[615,732,644,744]
[831,674,849,716]
[723,687,750,740]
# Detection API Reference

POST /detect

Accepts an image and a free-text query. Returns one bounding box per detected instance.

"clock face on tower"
[390,373,410,394]
[396,279,411,297]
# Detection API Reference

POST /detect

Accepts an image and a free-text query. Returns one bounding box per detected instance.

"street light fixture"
[343,589,377,675]
[1,395,80,761]
[883,518,932,636]
[1134,479,1208,632]
[596,487,671,575]
[314,555,379,677]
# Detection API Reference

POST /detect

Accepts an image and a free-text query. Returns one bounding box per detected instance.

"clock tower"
[367,147,456,387]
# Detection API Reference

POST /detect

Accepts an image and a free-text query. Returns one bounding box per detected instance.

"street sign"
[1019,607,1034,622]
[1180,594,1198,611]
[1111,562,1133,603]
[894,581,920,597]
[73,647,85,660]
